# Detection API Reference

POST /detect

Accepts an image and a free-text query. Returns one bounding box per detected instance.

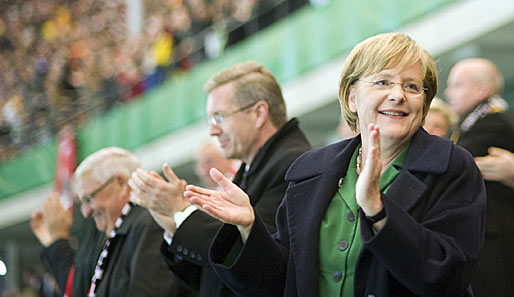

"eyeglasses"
[359,79,428,97]
[79,176,116,204]
[207,101,258,126]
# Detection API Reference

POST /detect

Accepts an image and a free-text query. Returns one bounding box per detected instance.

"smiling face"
[349,63,425,145]
[206,83,259,163]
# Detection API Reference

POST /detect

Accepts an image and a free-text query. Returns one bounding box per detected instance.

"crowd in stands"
[0,0,307,163]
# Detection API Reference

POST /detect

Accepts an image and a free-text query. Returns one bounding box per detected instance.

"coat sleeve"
[41,239,75,293]
[209,209,290,297]
[358,145,486,297]
[162,211,222,290]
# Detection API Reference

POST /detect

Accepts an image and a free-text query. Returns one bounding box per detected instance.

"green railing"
[0,0,457,200]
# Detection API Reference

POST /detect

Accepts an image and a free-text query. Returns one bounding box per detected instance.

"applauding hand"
[356,124,386,229]
[185,168,255,242]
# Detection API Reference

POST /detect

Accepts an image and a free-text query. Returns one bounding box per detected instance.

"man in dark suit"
[31,147,190,297]
[445,58,514,297]
[129,61,311,297]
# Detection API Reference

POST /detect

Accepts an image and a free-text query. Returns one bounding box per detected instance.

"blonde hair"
[339,32,438,131]
[428,97,457,127]
[204,61,287,128]
[73,147,141,192]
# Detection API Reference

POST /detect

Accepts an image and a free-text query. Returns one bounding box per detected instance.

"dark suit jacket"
[162,118,311,297]
[43,205,189,297]
[456,112,514,297]
[210,128,486,297]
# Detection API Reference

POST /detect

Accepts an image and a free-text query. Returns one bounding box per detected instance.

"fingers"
[210,168,235,191]
[32,209,43,221]
[185,184,214,196]
[187,194,223,220]
[30,210,43,229]
[127,177,144,196]
[129,170,154,197]
[133,169,158,188]
[163,164,179,182]
[42,193,66,217]
[363,124,381,175]
[488,146,509,155]
[184,186,219,209]
[150,171,165,181]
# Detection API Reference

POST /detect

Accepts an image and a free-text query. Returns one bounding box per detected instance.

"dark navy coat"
[210,128,486,297]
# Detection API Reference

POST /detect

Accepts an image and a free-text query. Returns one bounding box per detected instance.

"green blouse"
[318,143,410,296]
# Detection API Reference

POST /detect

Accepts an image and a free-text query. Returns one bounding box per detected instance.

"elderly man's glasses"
[207,101,258,126]
[79,176,115,204]
[359,79,428,96]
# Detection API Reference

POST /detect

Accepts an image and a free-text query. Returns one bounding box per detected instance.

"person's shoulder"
[285,138,354,181]
[126,205,162,232]
[272,121,311,154]
[450,143,476,167]
[263,122,312,166]
[460,112,514,154]
[474,112,514,133]
[409,129,471,174]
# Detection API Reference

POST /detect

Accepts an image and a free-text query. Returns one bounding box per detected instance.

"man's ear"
[116,174,131,199]
[254,101,269,128]
[476,83,492,101]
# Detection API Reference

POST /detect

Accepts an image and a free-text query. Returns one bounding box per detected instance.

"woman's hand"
[184,168,255,243]
[356,124,386,229]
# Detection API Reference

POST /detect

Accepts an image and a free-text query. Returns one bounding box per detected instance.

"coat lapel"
[386,129,452,211]
[285,137,360,296]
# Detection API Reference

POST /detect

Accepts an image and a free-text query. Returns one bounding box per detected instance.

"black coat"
[456,112,514,297]
[43,205,188,297]
[162,118,311,297]
[210,128,486,297]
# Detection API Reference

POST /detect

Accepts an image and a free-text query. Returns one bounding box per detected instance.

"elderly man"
[445,58,514,297]
[129,61,311,297]
[32,147,190,297]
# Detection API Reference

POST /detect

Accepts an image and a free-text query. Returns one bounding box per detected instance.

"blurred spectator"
[337,115,359,139]
[195,140,240,188]
[423,97,456,138]
[445,57,514,297]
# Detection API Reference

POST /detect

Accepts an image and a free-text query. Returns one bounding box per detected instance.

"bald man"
[445,58,514,297]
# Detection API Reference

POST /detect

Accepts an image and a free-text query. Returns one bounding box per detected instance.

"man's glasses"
[207,101,258,126]
[79,176,116,204]
[359,79,428,97]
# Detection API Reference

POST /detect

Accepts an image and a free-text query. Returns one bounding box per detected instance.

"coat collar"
[286,127,452,182]
[246,118,301,177]
[116,204,142,235]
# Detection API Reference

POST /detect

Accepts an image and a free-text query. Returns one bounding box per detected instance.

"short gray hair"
[73,147,141,192]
